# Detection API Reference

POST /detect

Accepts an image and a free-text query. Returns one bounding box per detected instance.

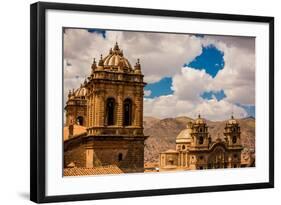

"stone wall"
[86,136,145,173]
[64,138,86,168]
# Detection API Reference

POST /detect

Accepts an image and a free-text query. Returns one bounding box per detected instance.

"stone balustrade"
[87,126,144,137]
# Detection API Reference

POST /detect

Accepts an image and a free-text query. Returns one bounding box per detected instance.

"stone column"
[91,95,94,127]
[87,95,91,127]
[94,90,105,127]
[183,153,186,166]
[139,94,143,127]
[94,93,100,126]
[134,90,143,127]
[99,91,105,127]
[181,153,183,166]
[116,90,123,126]
[93,93,97,127]
[86,148,94,168]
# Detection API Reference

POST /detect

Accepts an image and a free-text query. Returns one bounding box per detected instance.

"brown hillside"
[143,116,255,163]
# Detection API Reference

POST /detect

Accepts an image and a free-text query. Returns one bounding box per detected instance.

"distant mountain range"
[143,116,255,163]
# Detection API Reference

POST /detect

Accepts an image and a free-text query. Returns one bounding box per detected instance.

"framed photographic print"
[30,1,274,203]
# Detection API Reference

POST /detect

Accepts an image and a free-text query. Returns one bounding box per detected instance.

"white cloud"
[64,28,202,81]
[144,95,247,120]
[64,28,255,120]
[172,67,213,103]
[201,36,255,105]
[144,90,152,97]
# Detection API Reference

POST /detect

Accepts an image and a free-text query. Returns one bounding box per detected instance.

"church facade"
[159,115,244,170]
[64,42,148,173]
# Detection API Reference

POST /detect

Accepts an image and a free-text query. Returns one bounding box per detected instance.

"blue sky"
[64,28,255,120]
[145,44,225,99]
[236,103,255,118]
[143,43,255,118]
[144,77,173,98]
[87,29,106,38]
[200,90,226,101]
[184,44,225,78]
[194,34,204,38]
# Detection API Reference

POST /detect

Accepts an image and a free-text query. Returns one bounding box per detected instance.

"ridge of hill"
[143,116,255,163]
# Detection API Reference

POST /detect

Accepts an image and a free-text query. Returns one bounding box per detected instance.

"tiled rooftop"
[64,165,123,176]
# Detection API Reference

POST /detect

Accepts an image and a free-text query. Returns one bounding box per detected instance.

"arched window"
[199,136,204,144]
[106,98,115,126]
[182,145,185,150]
[118,153,123,161]
[76,116,84,125]
[123,98,132,126]
[232,136,237,144]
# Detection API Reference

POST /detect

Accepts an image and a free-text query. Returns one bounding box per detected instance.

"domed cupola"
[74,85,87,99]
[176,122,193,144]
[190,114,209,147]
[102,42,132,71]
[224,115,241,146]
[227,115,238,125]
[195,114,206,125]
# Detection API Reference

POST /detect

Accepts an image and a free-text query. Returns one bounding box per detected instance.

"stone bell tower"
[65,83,87,126]
[223,115,243,168]
[224,115,242,147]
[83,42,148,173]
[190,115,209,148]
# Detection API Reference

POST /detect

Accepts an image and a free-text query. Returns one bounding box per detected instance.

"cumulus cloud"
[63,28,203,104]
[143,95,247,120]
[144,90,152,97]
[63,28,255,120]
[201,36,255,105]
[143,66,249,120]
[172,67,213,103]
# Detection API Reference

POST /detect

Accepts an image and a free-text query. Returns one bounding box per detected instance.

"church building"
[159,115,244,170]
[64,42,148,173]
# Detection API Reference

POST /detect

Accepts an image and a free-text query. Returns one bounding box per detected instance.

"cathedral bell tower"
[224,115,243,168]
[64,82,87,126]
[224,115,242,147]
[190,115,209,148]
[83,42,148,173]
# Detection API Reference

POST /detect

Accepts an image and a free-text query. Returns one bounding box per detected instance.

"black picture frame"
[30,1,274,203]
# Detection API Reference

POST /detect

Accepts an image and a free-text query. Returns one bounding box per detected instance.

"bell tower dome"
[224,115,242,147]
[190,115,209,148]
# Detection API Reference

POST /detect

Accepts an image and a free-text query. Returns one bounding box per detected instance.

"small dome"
[102,42,132,70]
[228,115,238,125]
[103,54,132,69]
[195,114,206,124]
[176,125,192,143]
[74,86,87,97]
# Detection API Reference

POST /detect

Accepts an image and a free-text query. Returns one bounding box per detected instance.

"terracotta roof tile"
[64,165,123,176]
